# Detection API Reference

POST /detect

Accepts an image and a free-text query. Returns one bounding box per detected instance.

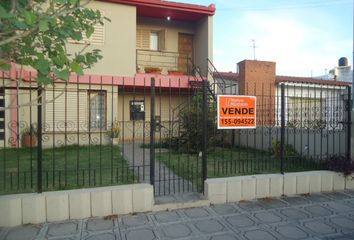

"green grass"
[0,145,137,195]
[157,147,323,191]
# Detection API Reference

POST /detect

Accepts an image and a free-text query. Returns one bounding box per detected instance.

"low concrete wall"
[205,171,354,204]
[0,184,153,227]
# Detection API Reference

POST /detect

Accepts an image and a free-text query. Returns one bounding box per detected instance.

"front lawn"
[156,147,323,191]
[0,145,137,194]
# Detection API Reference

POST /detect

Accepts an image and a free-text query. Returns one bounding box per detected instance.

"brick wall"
[238,60,276,126]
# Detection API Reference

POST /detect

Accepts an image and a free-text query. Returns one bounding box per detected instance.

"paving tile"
[253,211,283,224]
[345,199,354,207]
[85,232,119,240]
[120,215,151,229]
[86,218,114,232]
[324,233,354,240]
[279,208,310,221]
[325,202,354,214]
[225,214,257,229]
[302,220,337,236]
[209,233,241,240]
[259,199,288,209]
[3,225,41,240]
[282,196,311,206]
[323,192,352,200]
[275,224,309,239]
[153,211,182,223]
[344,190,354,196]
[328,216,354,233]
[243,229,277,240]
[160,223,193,239]
[303,205,333,217]
[123,228,157,240]
[303,194,332,203]
[211,204,239,216]
[238,201,264,212]
[184,208,211,219]
[47,221,79,237]
[194,219,226,234]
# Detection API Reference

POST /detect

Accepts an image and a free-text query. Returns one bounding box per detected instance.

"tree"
[0,0,108,85]
[172,93,218,153]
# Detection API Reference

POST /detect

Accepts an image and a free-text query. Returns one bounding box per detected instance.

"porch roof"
[99,0,216,22]
[2,66,203,90]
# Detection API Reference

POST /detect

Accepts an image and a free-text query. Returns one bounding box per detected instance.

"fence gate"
[149,78,206,196]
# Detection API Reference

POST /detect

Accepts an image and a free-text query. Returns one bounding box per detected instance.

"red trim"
[99,0,215,21]
[1,67,203,90]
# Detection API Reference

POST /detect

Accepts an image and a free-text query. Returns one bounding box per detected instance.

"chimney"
[237,60,276,126]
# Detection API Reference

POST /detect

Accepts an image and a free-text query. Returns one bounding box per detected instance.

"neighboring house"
[0,0,216,147]
[215,60,350,128]
[214,60,350,156]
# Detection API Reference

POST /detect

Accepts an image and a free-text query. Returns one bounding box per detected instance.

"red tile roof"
[215,72,350,87]
[276,75,350,86]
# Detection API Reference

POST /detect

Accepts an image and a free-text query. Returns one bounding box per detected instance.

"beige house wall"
[117,93,186,142]
[66,1,137,77]
[195,16,213,77]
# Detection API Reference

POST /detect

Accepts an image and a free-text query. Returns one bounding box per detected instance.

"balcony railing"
[136,49,190,75]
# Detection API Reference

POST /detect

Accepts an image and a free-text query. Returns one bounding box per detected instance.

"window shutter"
[68,23,105,46]
[136,28,151,49]
[45,90,87,131]
[83,23,105,45]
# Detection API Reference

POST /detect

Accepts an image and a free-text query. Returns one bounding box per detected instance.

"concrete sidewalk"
[1,191,354,240]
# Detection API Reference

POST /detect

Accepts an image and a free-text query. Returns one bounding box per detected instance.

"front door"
[178,33,194,75]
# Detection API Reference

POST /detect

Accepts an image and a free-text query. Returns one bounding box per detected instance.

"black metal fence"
[0,72,351,196]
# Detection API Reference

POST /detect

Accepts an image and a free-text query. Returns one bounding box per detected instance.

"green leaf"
[70,62,83,75]
[39,20,49,32]
[85,26,94,38]
[0,5,13,18]
[13,20,28,30]
[23,11,37,25]
[0,59,11,71]
[53,68,70,81]
[69,0,79,4]
[37,75,53,85]
[34,59,50,74]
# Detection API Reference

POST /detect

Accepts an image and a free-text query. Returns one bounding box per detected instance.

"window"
[136,28,165,51]
[150,32,159,51]
[130,100,145,121]
[89,91,106,129]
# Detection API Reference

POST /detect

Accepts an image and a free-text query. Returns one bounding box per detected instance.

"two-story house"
[1,0,216,147]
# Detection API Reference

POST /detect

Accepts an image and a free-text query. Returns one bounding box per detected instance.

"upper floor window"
[150,32,159,51]
[137,28,165,51]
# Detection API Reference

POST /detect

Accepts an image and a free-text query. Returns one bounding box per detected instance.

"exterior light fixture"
[167,16,171,21]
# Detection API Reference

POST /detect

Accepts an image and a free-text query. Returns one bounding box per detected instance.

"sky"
[175,0,353,77]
